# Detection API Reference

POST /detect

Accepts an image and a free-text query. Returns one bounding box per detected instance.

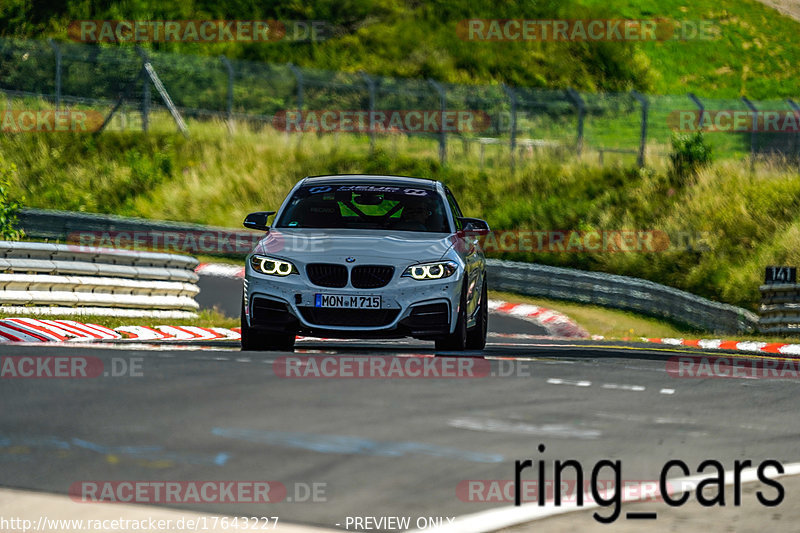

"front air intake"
[306,263,348,288]
[351,265,395,289]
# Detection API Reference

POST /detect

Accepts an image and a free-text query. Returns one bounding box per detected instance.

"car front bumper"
[243,267,463,339]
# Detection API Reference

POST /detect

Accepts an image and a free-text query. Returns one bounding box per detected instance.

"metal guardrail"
[0,241,200,318]
[18,207,241,241]
[18,208,258,258]
[16,208,763,332]
[487,259,759,334]
[759,284,800,335]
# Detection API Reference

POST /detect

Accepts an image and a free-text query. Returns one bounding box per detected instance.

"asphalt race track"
[1,276,799,531]
[195,275,245,318]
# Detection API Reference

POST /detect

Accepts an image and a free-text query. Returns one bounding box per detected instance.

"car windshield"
[274,183,450,232]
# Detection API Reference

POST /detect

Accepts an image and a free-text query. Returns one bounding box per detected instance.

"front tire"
[240,301,296,352]
[466,276,488,350]
[435,282,468,351]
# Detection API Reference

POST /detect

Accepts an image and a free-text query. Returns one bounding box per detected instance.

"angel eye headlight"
[250,254,298,276]
[402,261,458,280]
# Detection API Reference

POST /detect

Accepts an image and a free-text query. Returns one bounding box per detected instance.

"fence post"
[428,78,447,165]
[220,56,234,133]
[742,96,758,171]
[142,62,188,137]
[47,39,61,110]
[788,99,800,169]
[631,90,648,167]
[359,71,376,153]
[287,63,304,110]
[502,84,517,173]
[687,92,705,131]
[566,88,585,156]
[287,64,304,146]
[136,47,150,132]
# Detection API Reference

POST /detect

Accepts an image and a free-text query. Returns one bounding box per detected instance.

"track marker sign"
[765,266,796,284]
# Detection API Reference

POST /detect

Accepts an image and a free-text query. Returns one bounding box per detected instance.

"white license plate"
[314,294,381,309]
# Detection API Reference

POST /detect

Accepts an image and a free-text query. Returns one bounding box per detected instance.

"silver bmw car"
[240,175,489,352]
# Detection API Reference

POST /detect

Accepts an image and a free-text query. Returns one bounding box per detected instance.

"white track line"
[546,378,592,387]
[407,462,800,533]
[601,383,646,391]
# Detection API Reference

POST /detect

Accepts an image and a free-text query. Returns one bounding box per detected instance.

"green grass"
[491,290,696,339]
[581,0,800,98]
[2,116,800,315]
[491,291,800,342]
[0,308,238,330]
[2,0,800,98]
[194,254,244,266]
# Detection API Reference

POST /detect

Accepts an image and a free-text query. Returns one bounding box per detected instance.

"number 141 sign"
[765,266,797,284]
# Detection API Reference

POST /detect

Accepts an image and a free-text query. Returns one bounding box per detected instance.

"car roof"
[301,174,441,190]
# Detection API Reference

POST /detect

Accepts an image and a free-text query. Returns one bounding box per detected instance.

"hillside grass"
[1,0,800,98]
[581,0,800,97]
[2,116,799,313]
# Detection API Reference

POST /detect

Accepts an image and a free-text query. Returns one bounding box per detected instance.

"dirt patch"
[756,0,800,21]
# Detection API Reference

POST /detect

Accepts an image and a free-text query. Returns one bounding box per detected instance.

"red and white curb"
[114,325,242,341]
[488,299,589,338]
[4,317,800,357]
[0,318,122,343]
[0,318,242,343]
[0,300,578,343]
[640,337,800,356]
[0,319,397,344]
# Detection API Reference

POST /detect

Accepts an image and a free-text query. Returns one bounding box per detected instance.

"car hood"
[252,228,455,263]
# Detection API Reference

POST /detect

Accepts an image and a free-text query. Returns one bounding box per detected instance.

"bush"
[669,132,712,184]
[0,158,23,241]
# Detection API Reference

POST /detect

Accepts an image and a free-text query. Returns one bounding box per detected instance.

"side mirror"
[243,211,276,232]
[458,217,490,236]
